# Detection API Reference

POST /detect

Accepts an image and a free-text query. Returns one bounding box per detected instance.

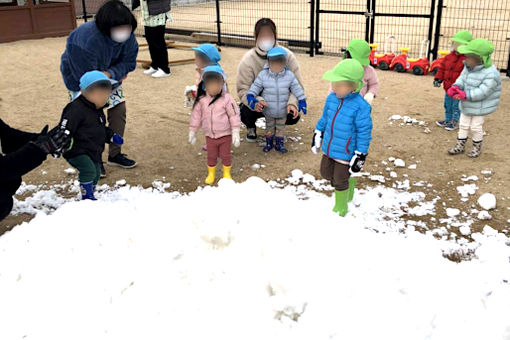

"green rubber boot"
[333,189,349,217]
[348,177,357,202]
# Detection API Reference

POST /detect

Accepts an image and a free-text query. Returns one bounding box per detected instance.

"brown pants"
[265,116,286,137]
[206,135,232,167]
[320,155,351,191]
[107,102,126,158]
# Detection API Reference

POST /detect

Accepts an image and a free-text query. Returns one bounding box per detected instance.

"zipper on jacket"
[345,137,352,155]
[275,75,280,117]
[326,99,344,157]
[210,105,215,139]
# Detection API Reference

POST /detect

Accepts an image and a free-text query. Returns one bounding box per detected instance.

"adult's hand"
[101,71,112,78]
[288,105,299,119]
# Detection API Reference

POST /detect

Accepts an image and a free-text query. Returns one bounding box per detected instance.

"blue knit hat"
[192,43,221,65]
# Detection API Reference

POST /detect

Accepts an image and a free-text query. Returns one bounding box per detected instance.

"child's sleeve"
[466,72,500,102]
[60,105,83,137]
[435,58,445,81]
[453,67,467,89]
[315,97,330,132]
[189,102,202,132]
[287,51,304,108]
[104,127,115,144]
[354,103,373,155]
[226,95,242,131]
[106,35,138,81]
[236,57,257,106]
[366,67,380,96]
[248,72,264,97]
[289,74,306,101]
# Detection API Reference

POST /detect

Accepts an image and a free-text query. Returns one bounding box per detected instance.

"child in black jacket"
[60,71,124,200]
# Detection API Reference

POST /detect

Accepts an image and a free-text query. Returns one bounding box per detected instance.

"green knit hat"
[457,38,494,68]
[451,30,472,45]
[346,39,371,66]
[323,59,365,92]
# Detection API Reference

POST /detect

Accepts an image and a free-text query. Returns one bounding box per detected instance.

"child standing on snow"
[189,65,241,184]
[60,71,125,200]
[246,47,307,153]
[433,30,472,131]
[447,39,501,158]
[340,39,379,105]
[185,43,222,107]
[311,59,372,217]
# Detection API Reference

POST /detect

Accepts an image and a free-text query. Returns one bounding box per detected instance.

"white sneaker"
[152,68,170,78]
[143,66,157,75]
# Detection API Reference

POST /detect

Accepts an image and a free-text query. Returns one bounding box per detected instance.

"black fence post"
[82,0,87,22]
[369,0,375,44]
[365,0,371,42]
[309,0,315,57]
[314,0,322,54]
[431,0,444,61]
[427,0,437,60]
[506,44,510,76]
[215,0,222,46]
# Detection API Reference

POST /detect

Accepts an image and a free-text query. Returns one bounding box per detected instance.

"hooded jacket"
[454,63,501,116]
[190,92,241,139]
[248,65,306,119]
[435,51,465,91]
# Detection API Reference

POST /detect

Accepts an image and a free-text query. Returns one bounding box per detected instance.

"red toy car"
[390,40,431,76]
[429,50,449,76]
[369,35,397,70]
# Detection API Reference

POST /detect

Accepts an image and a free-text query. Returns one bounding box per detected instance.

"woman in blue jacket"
[311,59,373,217]
[60,0,138,176]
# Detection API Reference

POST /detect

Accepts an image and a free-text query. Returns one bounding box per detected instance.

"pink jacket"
[328,65,380,97]
[190,92,241,139]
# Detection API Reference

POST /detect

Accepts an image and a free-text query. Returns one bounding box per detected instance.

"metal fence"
[77,0,510,72]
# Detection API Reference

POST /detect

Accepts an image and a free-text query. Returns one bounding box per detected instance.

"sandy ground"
[0,36,509,235]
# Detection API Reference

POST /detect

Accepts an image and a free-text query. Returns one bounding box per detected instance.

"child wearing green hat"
[311,59,373,216]
[339,39,379,105]
[447,39,501,158]
[433,30,472,131]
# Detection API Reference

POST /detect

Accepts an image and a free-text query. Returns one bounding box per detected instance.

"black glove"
[31,125,70,157]
[433,79,443,87]
[349,151,367,173]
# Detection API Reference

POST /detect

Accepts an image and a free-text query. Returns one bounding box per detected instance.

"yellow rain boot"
[223,165,232,180]
[205,166,216,185]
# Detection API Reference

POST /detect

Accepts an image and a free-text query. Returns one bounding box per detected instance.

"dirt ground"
[0,36,509,235]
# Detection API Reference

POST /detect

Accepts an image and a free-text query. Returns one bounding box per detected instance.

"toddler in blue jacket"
[311,59,373,216]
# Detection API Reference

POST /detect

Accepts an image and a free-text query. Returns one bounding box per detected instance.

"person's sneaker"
[152,68,170,78]
[435,120,448,128]
[107,154,137,169]
[246,128,257,142]
[143,67,157,75]
[445,121,458,131]
[100,162,107,178]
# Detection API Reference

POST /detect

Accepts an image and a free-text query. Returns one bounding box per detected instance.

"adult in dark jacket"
[60,0,138,176]
[0,119,70,221]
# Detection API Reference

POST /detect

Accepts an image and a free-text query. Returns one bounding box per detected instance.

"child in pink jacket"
[189,65,241,185]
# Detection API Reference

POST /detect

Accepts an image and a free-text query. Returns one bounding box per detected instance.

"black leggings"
[0,194,13,222]
[144,25,170,73]
[239,104,300,129]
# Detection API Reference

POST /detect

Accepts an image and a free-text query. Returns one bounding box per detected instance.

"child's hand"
[311,129,323,154]
[349,151,367,173]
[111,134,124,145]
[433,79,442,87]
[232,129,241,148]
[256,101,267,112]
[298,100,307,115]
[288,105,299,119]
[188,131,197,145]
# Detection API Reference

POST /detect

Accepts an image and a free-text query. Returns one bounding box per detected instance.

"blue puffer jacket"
[60,21,138,91]
[316,92,372,161]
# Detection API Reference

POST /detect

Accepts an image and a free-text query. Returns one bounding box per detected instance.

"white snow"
[481,169,493,175]
[446,208,460,217]
[408,164,417,170]
[459,226,472,236]
[456,184,478,198]
[390,171,398,178]
[461,175,478,182]
[477,211,492,220]
[1,177,510,340]
[64,168,76,175]
[478,193,497,210]
[369,175,385,183]
[393,159,405,167]
[251,163,261,170]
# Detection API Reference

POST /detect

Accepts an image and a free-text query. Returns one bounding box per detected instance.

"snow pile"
[478,193,497,210]
[1,177,510,340]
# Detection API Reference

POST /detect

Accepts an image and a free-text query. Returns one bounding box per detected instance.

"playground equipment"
[369,35,397,70]
[390,39,430,75]
[429,50,449,75]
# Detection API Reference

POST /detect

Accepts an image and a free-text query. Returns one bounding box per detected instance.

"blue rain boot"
[263,136,274,153]
[275,136,288,154]
[80,182,97,201]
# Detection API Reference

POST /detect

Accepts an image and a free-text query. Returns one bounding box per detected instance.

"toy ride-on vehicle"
[429,50,449,76]
[390,39,430,75]
[369,35,397,70]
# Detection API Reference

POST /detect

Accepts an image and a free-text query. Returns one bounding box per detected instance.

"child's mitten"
[453,90,467,101]
[232,129,241,148]
[364,92,374,105]
[188,131,197,145]
[246,94,259,110]
[349,151,367,173]
[447,85,460,97]
[311,129,323,154]
[111,134,124,145]
[298,99,307,114]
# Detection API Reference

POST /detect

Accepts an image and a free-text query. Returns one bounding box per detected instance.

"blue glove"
[298,99,307,115]
[112,134,124,145]
[246,94,258,111]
